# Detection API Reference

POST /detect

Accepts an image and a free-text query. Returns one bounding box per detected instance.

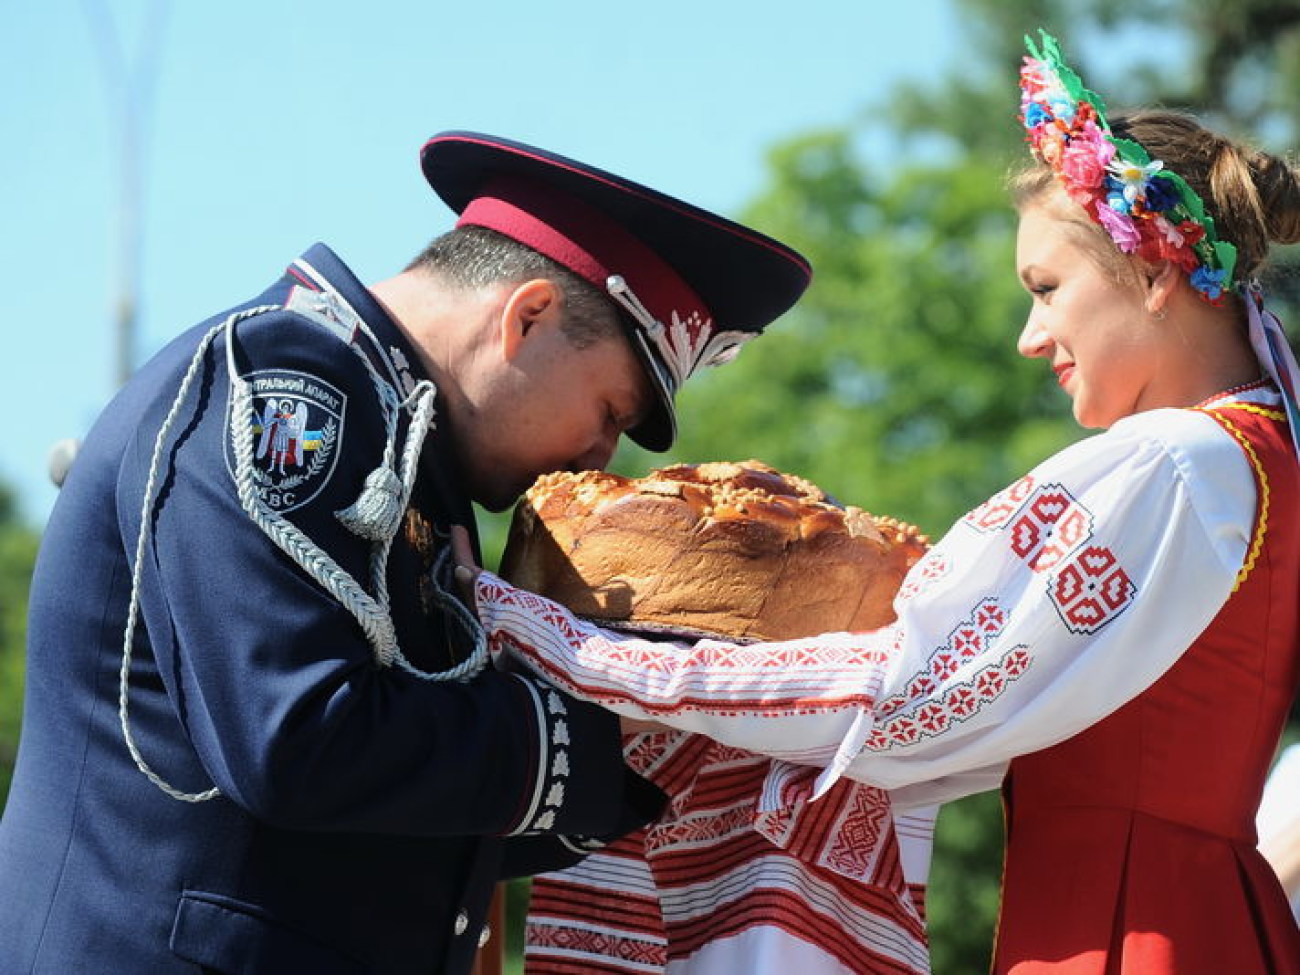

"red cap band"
[456,175,709,333]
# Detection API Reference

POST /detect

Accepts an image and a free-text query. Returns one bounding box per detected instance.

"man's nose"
[574,433,618,473]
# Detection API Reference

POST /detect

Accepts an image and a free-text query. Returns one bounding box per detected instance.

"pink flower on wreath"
[1094,203,1142,252]
[1153,215,1185,248]
[1059,118,1114,193]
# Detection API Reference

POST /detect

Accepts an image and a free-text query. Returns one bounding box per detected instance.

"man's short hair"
[408,225,622,349]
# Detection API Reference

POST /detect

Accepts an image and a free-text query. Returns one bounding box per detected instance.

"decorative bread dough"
[500,460,929,641]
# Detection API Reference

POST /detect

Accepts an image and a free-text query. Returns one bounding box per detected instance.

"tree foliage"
[668,133,1080,532]
[0,485,38,806]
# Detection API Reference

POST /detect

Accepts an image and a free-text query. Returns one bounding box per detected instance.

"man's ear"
[1143,259,1181,317]
[499,279,563,361]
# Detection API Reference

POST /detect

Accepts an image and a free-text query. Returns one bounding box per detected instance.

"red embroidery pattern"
[1008,485,1093,571]
[487,578,887,715]
[622,732,670,776]
[969,478,1137,635]
[527,837,669,970]
[528,919,667,968]
[896,551,951,603]
[743,759,896,887]
[642,741,926,973]
[963,473,1037,532]
[645,800,757,855]
[820,777,895,881]
[864,599,1029,751]
[1050,544,1136,633]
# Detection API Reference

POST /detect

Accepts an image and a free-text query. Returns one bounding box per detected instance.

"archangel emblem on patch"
[226,369,346,513]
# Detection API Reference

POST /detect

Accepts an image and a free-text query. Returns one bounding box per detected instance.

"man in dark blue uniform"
[0,131,810,974]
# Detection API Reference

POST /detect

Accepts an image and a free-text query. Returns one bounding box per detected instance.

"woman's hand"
[449,525,481,610]
[620,715,671,736]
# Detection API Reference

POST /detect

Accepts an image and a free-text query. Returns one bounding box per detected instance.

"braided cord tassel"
[119,305,278,802]
[415,546,491,682]
[122,301,492,805]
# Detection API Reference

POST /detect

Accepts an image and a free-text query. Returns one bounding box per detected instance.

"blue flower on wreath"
[1191,266,1229,301]
[1024,101,1053,128]
[1106,187,1133,215]
[1143,176,1179,214]
[1048,93,1077,125]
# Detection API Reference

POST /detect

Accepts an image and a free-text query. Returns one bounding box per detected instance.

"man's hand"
[449,525,481,609]
[620,715,672,736]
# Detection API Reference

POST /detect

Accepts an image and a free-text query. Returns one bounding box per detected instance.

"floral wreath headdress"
[1020,29,1300,457]
[1019,30,1237,303]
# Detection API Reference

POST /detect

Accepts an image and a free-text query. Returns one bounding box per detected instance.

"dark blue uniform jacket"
[0,244,661,974]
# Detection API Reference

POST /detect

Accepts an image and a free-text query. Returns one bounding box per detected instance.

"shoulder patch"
[225,369,347,513]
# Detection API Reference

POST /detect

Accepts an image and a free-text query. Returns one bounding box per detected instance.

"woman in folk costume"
[461,31,1300,974]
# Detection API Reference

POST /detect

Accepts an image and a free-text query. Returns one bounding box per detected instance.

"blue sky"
[3,0,964,525]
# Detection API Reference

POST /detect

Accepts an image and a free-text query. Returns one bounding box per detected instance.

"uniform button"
[453,911,469,936]
[477,923,491,949]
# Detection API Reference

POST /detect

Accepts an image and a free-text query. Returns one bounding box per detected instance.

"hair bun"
[1251,150,1300,247]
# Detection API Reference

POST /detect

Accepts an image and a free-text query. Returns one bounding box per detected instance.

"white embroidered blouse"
[475,389,1268,811]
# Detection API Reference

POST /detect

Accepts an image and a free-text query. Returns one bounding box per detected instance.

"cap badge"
[606,274,755,391]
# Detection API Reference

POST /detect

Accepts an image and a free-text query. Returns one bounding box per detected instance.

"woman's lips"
[1053,363,1075,388]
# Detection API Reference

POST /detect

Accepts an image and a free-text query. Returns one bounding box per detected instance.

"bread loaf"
[499,460,929,641]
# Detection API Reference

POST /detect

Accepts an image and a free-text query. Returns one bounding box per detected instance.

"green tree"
[669,131,1078,530]
[0,485,39,807]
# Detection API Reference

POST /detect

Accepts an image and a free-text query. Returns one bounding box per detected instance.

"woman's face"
[1015,202,1161,429]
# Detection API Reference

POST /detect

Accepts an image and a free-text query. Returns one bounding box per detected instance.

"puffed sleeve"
[117,306,649,839]
[476,408,1254,807]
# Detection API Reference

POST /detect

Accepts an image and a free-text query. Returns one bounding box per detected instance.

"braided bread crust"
[500,460,929,641]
